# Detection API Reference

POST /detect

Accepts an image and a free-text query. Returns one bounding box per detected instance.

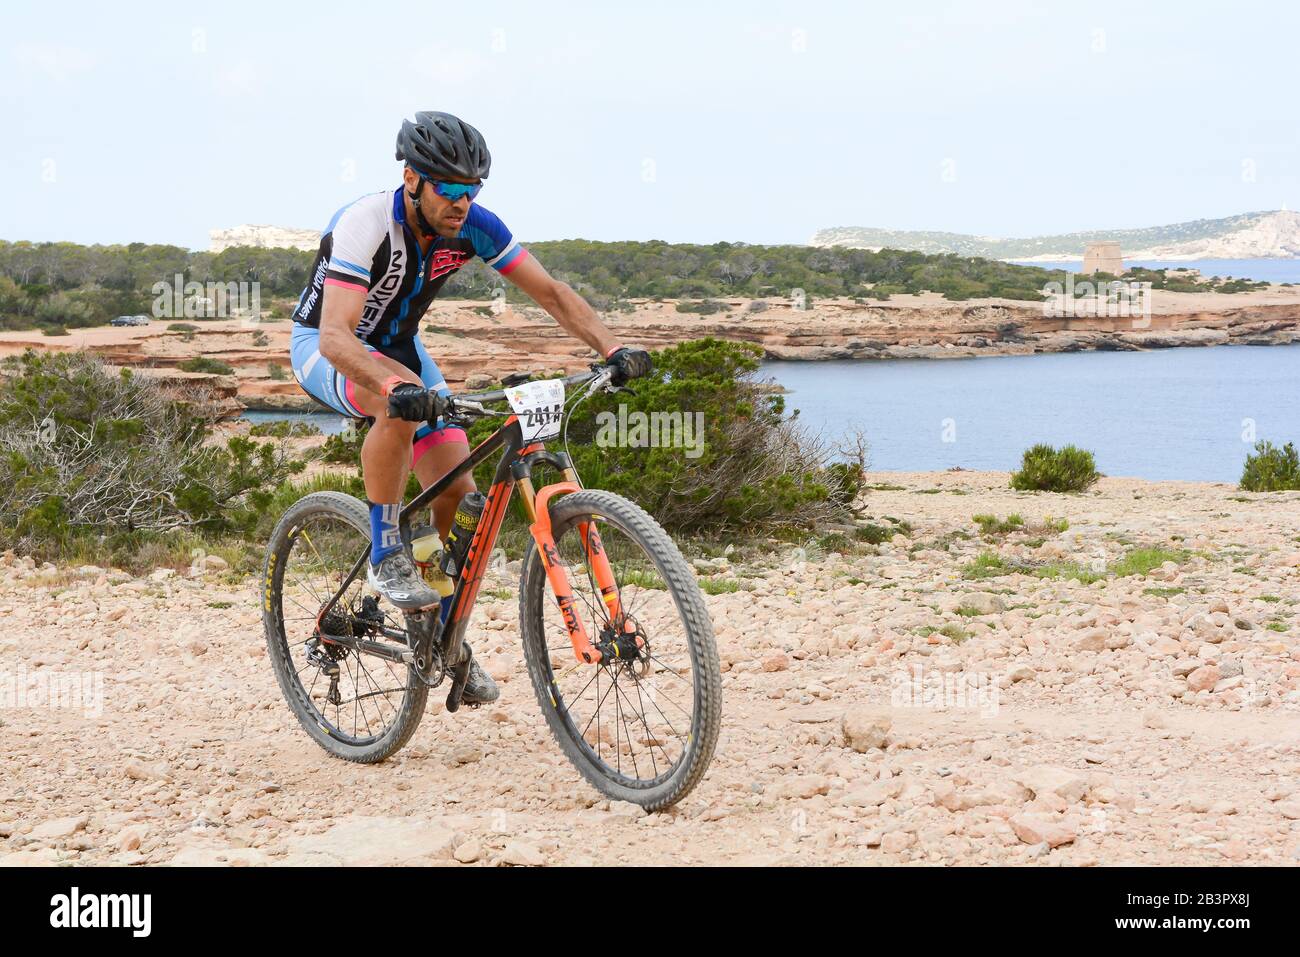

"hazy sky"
[3,0,1296,249]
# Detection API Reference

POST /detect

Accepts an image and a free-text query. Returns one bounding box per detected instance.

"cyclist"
[290,111,651,702]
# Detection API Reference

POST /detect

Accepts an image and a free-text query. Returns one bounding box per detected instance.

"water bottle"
[410,525,455,599]
[440,491,487,579]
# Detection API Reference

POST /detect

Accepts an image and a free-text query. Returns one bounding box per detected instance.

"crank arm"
[444,641,474,713]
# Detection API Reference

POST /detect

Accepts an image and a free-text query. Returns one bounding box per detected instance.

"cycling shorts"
[289,323,468,458]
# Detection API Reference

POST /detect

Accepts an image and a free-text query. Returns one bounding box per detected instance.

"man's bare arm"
[318,284,396,394]
[505,255,622,358]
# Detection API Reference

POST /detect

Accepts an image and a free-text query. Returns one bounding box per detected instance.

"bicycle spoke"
[614,670,676,771]
[540,506,703,788]
[270,508,416,748]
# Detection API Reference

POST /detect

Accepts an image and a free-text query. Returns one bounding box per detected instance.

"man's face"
[403,168,478,238]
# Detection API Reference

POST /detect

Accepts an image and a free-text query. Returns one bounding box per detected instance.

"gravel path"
[2,471,1297,866]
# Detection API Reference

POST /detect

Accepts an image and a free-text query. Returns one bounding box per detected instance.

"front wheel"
[519,490,722,810]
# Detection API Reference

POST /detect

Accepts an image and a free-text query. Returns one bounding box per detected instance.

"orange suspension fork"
[529,482,631,664]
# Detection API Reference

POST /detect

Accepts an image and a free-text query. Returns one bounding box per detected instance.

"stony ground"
[2,470,1298,866]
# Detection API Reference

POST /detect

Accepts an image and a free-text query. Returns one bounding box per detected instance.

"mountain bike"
[261,364,721,810]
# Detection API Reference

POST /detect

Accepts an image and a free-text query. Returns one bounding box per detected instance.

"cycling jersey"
[292,186,527,367]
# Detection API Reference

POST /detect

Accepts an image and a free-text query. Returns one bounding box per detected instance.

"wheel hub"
[593,620,647,668]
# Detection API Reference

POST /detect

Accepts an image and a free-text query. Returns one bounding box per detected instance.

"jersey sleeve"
[324,194,387,291]
[462,204,529,275]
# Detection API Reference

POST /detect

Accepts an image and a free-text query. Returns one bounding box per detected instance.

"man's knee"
[369,413,419,439]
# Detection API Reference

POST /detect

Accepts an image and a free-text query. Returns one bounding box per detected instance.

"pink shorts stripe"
[324,277,368,292]
[342,376,366,416]
[412,426,469,464]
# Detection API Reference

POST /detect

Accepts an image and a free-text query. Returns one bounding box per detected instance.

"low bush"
[973,513,1024,535]
[1239,440,1300,492]
[1009,444,1099,492]
[179,356,235,375]
[248,419,320,438]
[0,350,302,561]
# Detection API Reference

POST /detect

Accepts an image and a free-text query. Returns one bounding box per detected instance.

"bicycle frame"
[316,409,630,680]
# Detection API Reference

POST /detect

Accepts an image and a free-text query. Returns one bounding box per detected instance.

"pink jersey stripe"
[324,277,368,293]
[497,247,529,276]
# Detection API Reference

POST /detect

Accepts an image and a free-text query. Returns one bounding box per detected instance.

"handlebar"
[446,366,612,417]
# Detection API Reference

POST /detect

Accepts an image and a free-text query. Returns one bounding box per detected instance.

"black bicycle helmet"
[395,111,491,181]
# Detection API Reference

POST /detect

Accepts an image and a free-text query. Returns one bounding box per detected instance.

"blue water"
[1012,259,1300,284]
[761,344,1300,482]
[242,409,351,435]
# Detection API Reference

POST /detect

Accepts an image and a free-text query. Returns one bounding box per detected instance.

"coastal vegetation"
[0,237,1254,336]
[1239,440,1300,492]
[0,350,302,569]
[0,341,864,568]
[1009,444,1101,493]
[961,545,1189,584]
[322,338,864,534]
[178,356,235,375]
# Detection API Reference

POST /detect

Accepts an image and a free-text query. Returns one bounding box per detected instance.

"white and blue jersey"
[293,186,527,367]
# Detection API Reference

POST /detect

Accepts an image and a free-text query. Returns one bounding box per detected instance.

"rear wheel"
[519,490,721,810]
[263,492,427,763]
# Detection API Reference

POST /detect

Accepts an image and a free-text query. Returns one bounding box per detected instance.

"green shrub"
[1009,444,1099,492]
[459,338,852,533]
[699,578,742,595]
[319,421,366,465]
[167,322,199,333]
[1239,440,1300,492]
[962,552,1010,579]
[42,325,70,336]
[854,523,892,544]
[973,513,1024,535]
[179,356,235,375]
[0,350,302,559]
[267,363,289,381]
[248,419,320,438]
[252,472,366,540]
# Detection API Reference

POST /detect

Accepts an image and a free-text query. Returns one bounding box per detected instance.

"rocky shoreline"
[2,291,1298,413]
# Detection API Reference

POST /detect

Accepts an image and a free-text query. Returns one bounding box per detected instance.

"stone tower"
[1082,241,1123,275]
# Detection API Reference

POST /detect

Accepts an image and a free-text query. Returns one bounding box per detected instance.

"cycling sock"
[368,502,403,565]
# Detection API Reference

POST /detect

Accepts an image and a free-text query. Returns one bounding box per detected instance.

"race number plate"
[505,378,565,441]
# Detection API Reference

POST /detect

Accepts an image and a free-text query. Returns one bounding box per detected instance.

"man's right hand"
[384,379,448,423]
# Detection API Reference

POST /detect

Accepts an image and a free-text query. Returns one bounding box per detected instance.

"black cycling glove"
[387,382,448,423]
[607,347,653,385]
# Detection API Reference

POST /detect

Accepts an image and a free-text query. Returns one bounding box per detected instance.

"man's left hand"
[607,347,652,385]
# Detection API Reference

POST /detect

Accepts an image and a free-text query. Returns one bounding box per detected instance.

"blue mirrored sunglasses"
[422,176,482,202]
